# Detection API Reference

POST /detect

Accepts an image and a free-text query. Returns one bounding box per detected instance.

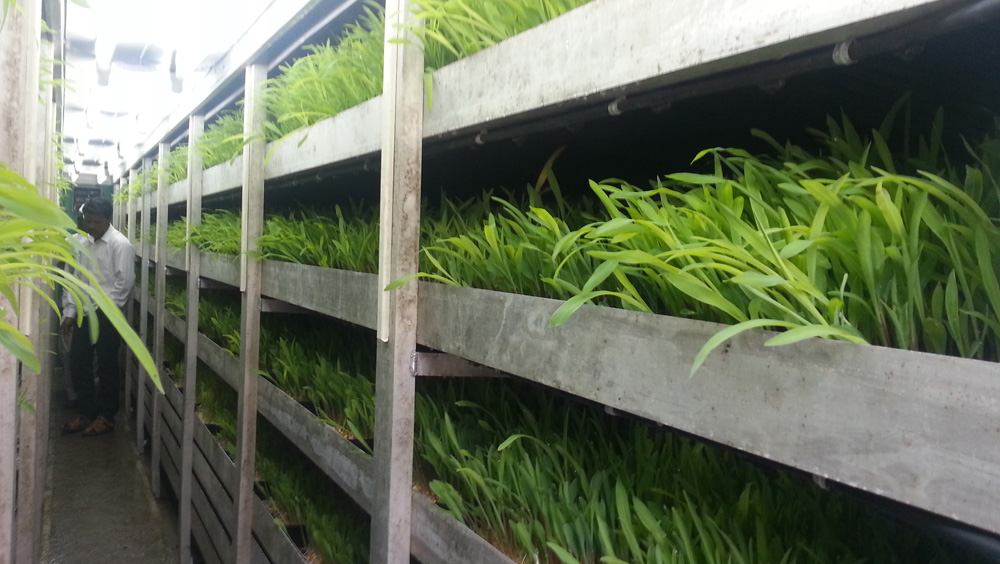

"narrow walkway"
[42,386,181,564]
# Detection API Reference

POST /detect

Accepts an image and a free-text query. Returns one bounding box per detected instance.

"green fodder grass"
[411,0,595,71]
[262,3,385,141]
[262,0,596,146]
[181,103,1000,369]
[256,420,370,564]
[196,111,247,170]
[414,377,980,564]
[164,144,189,184]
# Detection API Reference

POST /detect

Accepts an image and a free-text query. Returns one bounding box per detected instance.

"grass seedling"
[195,111,247,170]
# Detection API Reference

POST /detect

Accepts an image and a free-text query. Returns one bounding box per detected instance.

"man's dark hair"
[80,197,113,220]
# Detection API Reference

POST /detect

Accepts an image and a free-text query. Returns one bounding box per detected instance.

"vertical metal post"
[127,170,137,242]
[179,114,204,564]
[151,142,169,497]
[113,179,121,228]
[15,32,55,563]
[137,156,153,453]
[0,1,41,561]
[116,179,124,228]
[0,292,18,564]
[371,1,424,562]
[234,62,266,564]
[125,169,137,422]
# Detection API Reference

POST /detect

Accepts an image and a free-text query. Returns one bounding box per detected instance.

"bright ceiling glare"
[62,0,270,184]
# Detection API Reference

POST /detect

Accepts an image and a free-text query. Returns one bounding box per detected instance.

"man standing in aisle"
[61,197,135,436]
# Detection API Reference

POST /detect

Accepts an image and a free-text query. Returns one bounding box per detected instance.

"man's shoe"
[62,416,91,434]
[81,415,114,436]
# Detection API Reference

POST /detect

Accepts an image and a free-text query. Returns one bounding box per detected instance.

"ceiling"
[61,0,270,185]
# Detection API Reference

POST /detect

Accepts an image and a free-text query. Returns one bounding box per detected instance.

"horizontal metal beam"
[416,282,1000,536]
[259,298,313,315]
[200,253,241,288]
[156,0,968,206]
[261,261,377,329]
[423,0,955,140]
[198,277,237,291]
[413,352,504,378]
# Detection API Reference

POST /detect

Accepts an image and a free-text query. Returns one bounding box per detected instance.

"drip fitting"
[833,40,855,65]
[607,96,626,116]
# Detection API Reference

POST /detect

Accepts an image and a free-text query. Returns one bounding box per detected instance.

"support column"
[125,169,138,421]
[151,142,169,497]
[371,1,424,562]
[179,114,205,564]
[15,31,56,564]
[234,62,266,564]
[0,1,42,561]
[137,156,153,453]
[113,179,121,228]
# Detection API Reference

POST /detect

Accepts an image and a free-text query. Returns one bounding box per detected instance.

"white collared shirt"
[61,224,136,318]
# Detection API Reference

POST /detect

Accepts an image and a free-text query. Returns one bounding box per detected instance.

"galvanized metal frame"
[0,0,41,556]
[125,168,138,421]
[180,113,205,564]
[137,155,153,453]
[412,353,504,378]
[169,308,514,564]
[422,0,952,139]
[185,253,1000,537]
[2,3,47,558]
[416,283,1000,535]
[16,33,58,561]
[108,0,1000,561]
[113,179,121,228]
[371,1,424,562]
[260,262,375,328]
[152,142,170,497]
[147,313,303,564]
[234,61,267,564]
[0,293,18,564]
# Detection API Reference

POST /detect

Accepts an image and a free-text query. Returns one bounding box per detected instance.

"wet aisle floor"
[42,390,180,564]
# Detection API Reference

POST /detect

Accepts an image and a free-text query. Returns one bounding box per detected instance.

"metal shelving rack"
[117,1,1000,563]
[0,0,61,561]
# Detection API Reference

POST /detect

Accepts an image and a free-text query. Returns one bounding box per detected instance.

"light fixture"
[169,50,183,93]
[85,104,100,129]
[94,37,115,86]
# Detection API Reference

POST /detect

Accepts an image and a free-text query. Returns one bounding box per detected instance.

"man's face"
[80,213,110,239]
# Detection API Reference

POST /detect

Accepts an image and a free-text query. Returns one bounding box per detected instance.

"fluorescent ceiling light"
[94,36,114,71]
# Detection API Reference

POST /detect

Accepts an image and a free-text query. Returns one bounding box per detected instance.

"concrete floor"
[41,389,181,564]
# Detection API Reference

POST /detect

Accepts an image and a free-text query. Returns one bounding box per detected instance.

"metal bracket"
[607,96,626,116]
[259,297,313,315]
[832,40,855,65]
[412,352,505,378]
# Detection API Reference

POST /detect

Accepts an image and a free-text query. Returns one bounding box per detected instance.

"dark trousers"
[69,310,121,420]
